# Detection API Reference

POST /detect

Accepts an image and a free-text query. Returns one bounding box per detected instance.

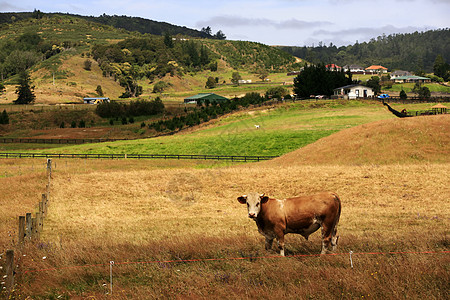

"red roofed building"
[365,65,388,74]
[326,64,342,71]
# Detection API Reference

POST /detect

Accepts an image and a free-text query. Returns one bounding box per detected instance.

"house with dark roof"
[184,93,229,104]
[333,84,374,99]
[390,70,412,78]
[393,75,431,83]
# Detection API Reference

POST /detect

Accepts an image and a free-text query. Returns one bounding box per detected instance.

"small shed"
[333,84,374,99]
[83,97,110,104]
[184,93,229,104]
[431,104,448,114]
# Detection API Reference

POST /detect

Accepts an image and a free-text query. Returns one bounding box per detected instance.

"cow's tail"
[331,193,341,250]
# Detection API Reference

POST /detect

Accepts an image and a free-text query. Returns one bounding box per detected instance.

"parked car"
[377,94,390,99]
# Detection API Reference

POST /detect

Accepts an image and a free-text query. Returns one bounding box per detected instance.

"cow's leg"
[276,236,285,256]
[320,224,333,254]
[331,228,339,251]
[265,237,274,251]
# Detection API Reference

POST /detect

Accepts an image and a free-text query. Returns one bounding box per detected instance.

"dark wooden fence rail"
[0,152,278,162]
[0,138,127,144]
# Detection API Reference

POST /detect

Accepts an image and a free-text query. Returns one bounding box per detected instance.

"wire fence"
[0,152,278,162]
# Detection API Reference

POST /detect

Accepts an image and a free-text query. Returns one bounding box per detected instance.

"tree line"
[279,29,450,73]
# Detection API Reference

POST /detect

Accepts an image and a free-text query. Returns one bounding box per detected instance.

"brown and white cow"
[237,192,341,256]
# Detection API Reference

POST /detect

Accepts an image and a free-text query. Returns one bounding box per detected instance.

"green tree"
[164,32,174,48]
[412,83,431,99]
[231,72,242,85]
[258,69,269,81]
[214,30,226,40]
[153,81,168,93]
[399,89,407,100]
[433,54,450,81]
[205,76,216,89]
[265,86,288,100]
[84,59,92,71]
[14,71,35,104]
[293,64,352,97]
[365,76,381,95]
[0,109,9,124]
[96,85,104,97]
[0,82,5,94]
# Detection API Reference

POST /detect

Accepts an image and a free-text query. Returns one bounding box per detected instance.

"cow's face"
[237,193,269,219]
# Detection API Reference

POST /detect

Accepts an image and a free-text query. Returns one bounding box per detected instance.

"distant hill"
[278,29,450,72]
[264,114,450,166]
[0,11,213,39]
[0,13,299,103]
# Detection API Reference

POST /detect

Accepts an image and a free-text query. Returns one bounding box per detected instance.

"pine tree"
[14,71,35,104]
[0,110,9,124]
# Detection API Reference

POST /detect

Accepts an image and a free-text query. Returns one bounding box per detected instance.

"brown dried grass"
[265,114,450,166]
[1,112,449,298]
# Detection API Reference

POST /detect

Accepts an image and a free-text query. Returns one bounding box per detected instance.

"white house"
[390,70,412,79]
[333,84,374,99]
[343,65,365,74]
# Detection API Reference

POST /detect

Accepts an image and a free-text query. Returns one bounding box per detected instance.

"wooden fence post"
[5,250,14,295]
[46,158,52,182]
[18,216,25,246]
[25,213,32,240]
[42,193,48,217]
[32,217,39,240]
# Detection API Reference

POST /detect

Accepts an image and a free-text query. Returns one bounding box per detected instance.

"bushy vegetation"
[95,97,165,118]
[293,64,353,97]
[148,92,279,132]
[279,29,450,73]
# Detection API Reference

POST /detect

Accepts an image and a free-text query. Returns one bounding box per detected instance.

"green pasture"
[2,101,445,155]
[386,83,450,93]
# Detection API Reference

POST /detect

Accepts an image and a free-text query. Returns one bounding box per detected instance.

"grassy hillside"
[266,114,450,165]
[3,100,389,155]
[0,14,300,105]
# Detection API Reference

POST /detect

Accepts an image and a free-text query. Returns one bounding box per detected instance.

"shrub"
[78,120,86,128]
[129,117,135,124]
[59,121,65,128]
[84,59,92,71]
[400,89,407,100]
[109,119,114,125]
[71,121,76,128]
[0,110,9,124]
[121,117,128,125]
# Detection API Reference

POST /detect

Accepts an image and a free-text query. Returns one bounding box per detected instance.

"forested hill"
[0,11,213,39]
[278,29,450,72]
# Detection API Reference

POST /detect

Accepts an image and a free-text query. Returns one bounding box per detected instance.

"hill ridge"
[264,114,450,166]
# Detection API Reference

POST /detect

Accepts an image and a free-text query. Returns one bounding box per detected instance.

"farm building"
[83,97,110,104]
[333,84,374,99]
[393,75,431,83]
[326,64,342,71]
[365,65,388,74]
[343,65,365,74]
[390,70,412,78]
[184,93,229,104]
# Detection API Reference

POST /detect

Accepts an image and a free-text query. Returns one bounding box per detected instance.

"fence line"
[0,138,127,144]
[2,159,52,296]
[22,250,450,275]
[0,152,278,162]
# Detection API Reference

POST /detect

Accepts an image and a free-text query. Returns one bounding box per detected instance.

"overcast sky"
[1,0,449,46]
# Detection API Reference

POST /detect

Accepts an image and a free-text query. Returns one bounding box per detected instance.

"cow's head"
[237,193,269,219]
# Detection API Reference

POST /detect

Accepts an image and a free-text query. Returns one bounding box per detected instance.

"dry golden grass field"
[0,115,449,299]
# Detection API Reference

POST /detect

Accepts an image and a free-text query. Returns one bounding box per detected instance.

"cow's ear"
[260,193,269,203]
[237,195,247,204]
